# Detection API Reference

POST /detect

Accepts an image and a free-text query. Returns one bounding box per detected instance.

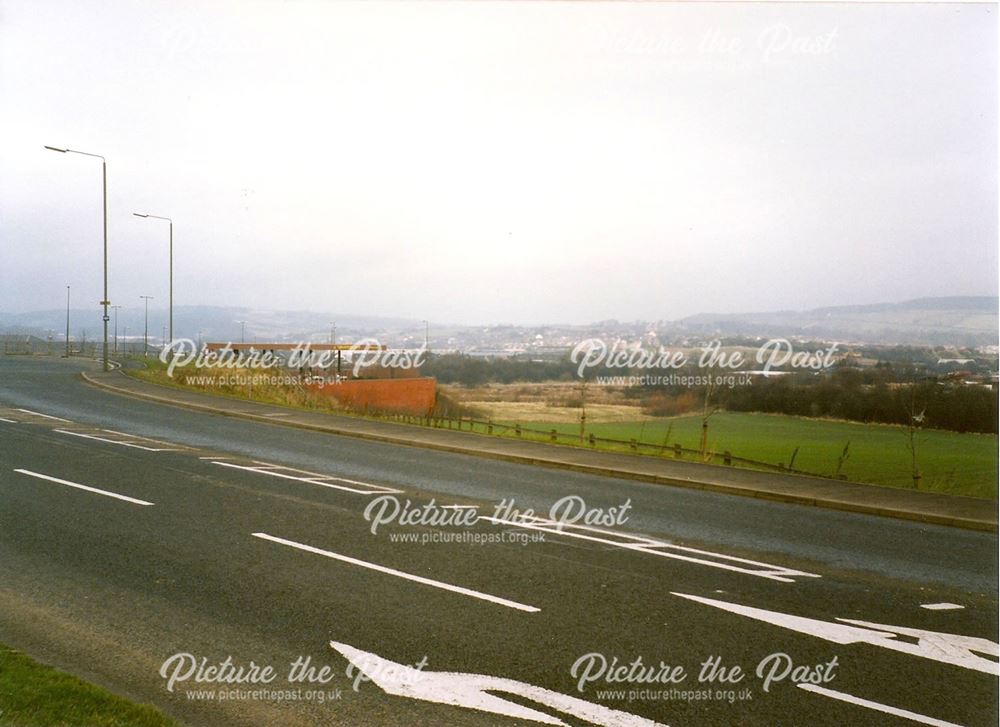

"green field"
[528,412,998,499]
[0,646,177,727]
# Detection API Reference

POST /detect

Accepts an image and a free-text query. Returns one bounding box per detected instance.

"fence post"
[550,429,558,442]
[588,433,596,447]
[723,451,732,466]
[674,443,682,458]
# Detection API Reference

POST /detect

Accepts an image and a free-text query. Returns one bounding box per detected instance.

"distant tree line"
[716,372,997,434]
[424,354,997,433]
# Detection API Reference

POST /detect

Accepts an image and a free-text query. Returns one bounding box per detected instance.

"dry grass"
[460,400,654,424]
[441,382,633,406]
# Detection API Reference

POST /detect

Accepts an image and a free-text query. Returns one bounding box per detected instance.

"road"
[0,356,996,726]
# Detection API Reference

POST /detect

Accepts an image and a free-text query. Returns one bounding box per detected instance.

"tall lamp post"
[140,295,154,356]
[133,213,173,344]
[45,146,110,371]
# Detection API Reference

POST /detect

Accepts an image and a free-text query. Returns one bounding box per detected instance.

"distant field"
[517,412,998,499]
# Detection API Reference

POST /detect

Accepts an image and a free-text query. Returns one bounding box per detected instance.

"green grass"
[0,646,177,727]
[529,412,998,499]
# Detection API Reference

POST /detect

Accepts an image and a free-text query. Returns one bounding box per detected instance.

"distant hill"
[0,306,423,345]
[1,297,996,348]
[679,297,998,346]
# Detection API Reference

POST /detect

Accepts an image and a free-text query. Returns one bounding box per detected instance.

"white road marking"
[213,460,403,495]
[330,641,666,726]
[54,429,180,452]
[672,593,999,675]
[101,429,185,449]
[13,469,154,506]
[481,515,819,583]
[0,417,16,423]
[798,684,964,727]
[920,603,965,611]
[253,532,538,613]
[15,408,71,422]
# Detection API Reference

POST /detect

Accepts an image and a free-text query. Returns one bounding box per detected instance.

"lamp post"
[329,322,336,345]
[238,320,246,344]
[65,285,71,357]
[45,146,110,371]
[140,295,154,356]
[111,305,122,353]
[133,213,173,344]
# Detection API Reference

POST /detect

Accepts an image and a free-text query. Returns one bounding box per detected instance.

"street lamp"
[133,213,173,345]
[45,145,110,371]
[238,320,246,344]
[329,322,336,345]
[140,295,154,356]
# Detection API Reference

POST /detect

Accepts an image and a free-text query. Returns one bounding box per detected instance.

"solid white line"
[15,408,72,422]
[0,417,16,423]
[797,685,964,727]
[101,429,185,448]
[252,532,539,613]
[13,469,154,506]
[54,429,178,452]
[213,461,403,495]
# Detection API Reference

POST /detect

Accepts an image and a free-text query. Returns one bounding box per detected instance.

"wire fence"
[357,409,836,480]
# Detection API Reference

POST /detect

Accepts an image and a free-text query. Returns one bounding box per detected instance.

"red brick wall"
[306,377,437,416]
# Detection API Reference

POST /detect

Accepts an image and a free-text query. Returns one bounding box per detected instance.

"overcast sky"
[1,1,996,325]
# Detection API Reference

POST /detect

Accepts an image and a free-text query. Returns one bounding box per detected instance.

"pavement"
[1,355,997,727]
[83,366,997,532]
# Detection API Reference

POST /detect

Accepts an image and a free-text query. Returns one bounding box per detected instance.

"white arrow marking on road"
[798,684,965,727]
[329,641,668,727]
[672,593,999,675]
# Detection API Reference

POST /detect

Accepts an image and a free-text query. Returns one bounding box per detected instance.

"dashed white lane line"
[252,532,539,613]
[797,685,964,727]
[213,460,403,495]
[481,515,819,583]
[15,408,72,422]
[920,603,965,611]
[13,469,154,506]
[54,429,180,452]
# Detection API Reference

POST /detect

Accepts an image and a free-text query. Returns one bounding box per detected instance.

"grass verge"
[0,646,177,727]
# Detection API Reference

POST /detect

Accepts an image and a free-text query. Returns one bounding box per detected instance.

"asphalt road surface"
[0,356,996,727]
